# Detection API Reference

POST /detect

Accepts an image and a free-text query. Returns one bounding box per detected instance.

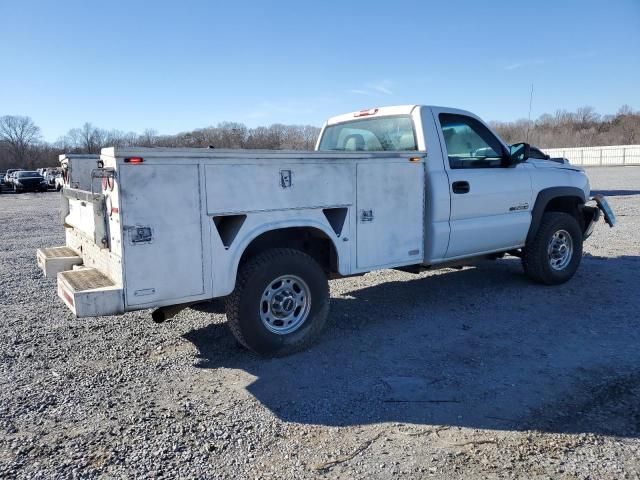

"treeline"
[2,105,640,170]
[491,105,640,148]
[0,119,320,170]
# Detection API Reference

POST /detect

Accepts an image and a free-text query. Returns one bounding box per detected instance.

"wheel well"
[528,190,587,243]
[239,227,339,274]
[545,196,587,230]
[544,196,582,216]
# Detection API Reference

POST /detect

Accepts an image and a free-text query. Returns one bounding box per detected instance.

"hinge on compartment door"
[280,170,292,188]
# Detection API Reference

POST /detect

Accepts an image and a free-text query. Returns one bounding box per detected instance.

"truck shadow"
[591,189,640,197]
[183,254,640,438]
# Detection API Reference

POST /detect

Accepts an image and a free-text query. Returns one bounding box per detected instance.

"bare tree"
[574,106,599,126]
[139,129,158,147]
[0,115,41,166]
[61,123,108,153]
[491,105,640,148]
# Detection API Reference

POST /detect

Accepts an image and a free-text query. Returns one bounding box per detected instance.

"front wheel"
[225,248,330,357]
[522,212,583,285]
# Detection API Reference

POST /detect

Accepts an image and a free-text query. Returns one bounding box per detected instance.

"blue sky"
[1,0,638,141]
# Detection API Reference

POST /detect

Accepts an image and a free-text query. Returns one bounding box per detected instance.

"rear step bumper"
[36,246,83,277]
[57,268,124,317]
[37,246,124,317]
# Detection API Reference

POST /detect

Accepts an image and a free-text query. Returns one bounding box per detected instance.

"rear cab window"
[318,115,417,152]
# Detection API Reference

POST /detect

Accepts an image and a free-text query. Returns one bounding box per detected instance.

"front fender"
[527,187,587,243]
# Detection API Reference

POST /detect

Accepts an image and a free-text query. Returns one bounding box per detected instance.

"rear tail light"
[124,157,144,164]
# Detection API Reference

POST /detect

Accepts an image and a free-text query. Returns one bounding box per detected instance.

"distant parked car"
[12,171,48,193]
[8,171,19,186]
[4,169,23,185]
[45,168,61,187]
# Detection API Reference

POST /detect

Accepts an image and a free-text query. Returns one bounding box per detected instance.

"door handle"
[452,181,470,194]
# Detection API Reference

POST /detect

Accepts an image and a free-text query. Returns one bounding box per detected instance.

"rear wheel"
[522,212,583,285]
[225,248,330,356]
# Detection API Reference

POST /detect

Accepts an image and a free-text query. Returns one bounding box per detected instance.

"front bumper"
[15,182,47,191]
[582,195,616,239]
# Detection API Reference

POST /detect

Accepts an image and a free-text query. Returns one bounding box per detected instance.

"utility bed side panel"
[355,161,425,270]
[119,163,206,307]
[205,163,354,215]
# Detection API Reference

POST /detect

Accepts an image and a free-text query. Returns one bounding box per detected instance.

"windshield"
[17,171,42,178]
[318,115,417,152]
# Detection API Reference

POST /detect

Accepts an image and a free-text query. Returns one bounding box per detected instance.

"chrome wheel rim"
[259,275,311,335]
[548,229,573,271]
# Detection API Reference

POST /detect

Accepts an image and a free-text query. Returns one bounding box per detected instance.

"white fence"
[541,145,640,166]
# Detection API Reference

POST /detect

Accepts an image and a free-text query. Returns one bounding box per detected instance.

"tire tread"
[225,248,329,356]
[522,212,582,285]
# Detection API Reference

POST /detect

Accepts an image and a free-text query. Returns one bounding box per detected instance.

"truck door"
[433,111,533,259]
[120,163,205,307]
[356,159,424,270]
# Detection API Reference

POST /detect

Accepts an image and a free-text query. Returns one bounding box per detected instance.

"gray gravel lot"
[1,166,639,479]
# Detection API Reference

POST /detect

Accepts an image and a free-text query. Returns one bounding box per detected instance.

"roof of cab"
[325,105,421,126]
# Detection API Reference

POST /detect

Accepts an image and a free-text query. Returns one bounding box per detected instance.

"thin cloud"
[505,59,545,71]
[246,111,269,119]
[347,80,394,96]
[369,81,393,95]
[244,97,330,121]
[349,89,375,96]
[568,50,598,60]
[505,51,599,70]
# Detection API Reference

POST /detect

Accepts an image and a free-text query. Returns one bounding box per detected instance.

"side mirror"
[509,142,531,163]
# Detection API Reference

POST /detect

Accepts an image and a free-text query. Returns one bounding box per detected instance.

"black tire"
[522,212,583,285]
[225,248,330,357]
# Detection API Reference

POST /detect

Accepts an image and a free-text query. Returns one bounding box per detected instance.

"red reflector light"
[354,108,378,117]
[124,157,144,164]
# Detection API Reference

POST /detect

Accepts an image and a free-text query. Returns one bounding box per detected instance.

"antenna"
[526,83,534,142]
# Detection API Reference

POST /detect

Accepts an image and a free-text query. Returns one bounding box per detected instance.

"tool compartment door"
[120,164,204,307]
[356,160,424,270]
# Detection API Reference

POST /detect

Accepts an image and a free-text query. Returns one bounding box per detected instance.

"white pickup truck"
[37,105,615,356]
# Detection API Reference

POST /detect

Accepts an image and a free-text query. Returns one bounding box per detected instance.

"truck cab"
[316,105,602,266]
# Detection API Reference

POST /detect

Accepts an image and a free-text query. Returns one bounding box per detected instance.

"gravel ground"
[1,166,639,479]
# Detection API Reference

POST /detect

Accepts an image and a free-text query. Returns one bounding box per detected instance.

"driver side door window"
[440,114,505,169]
